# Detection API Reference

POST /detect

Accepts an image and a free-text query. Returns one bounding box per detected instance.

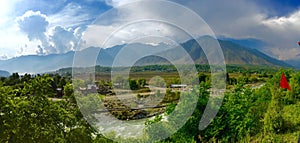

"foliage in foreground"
[0,71,299,142]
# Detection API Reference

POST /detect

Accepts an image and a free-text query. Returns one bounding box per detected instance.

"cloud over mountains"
[16,10,82,55]
[0,0,300,63]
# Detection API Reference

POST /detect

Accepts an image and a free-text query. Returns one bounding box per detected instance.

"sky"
[0,0,300,60]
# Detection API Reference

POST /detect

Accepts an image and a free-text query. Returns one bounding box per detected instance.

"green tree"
[137,78,146,88]
[129,79,138,90]
[21,74,54,97]
[0,74,95,142]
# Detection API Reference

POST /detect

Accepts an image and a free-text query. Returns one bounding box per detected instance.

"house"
[170,84,188,91]
[170,84,187,88]
[79,84,99,95]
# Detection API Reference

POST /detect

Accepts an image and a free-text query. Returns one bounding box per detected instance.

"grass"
[250,101,300,143]
[94,71,180,82]
[282,101,300,132]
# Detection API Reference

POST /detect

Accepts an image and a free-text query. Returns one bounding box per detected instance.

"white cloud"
[1,0,300,62]
[50,26,80,53]
[261,9,300,60]
[0,0,21,26]
[17,10,49,41]
[0,54,8,60]
[15,9,84,55]
[262,10,300,33]
[178,0,300,60]
[81,0,215,49]
[36,45,45,55]
[16,10,53,55]
[82,22,183,48]
[104,0,140,7]
[48,2,93,28]
[0,1,43,59]
[0,21,35,59]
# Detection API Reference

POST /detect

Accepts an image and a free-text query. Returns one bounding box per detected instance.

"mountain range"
[0,36,293,74]
[0,70,10,77]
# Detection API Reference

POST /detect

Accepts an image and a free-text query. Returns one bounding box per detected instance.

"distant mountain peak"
[0,37,293,73]
[0,70,10,77]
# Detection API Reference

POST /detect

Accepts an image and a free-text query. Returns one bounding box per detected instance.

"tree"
[198,73,208,83]
[0,75,95,142]
[137,78,146,88]
[129,79,138,90]
[6,72,21,86]
[21,74,54,97]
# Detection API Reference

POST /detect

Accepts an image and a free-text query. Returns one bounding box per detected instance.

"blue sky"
[0,0,300,61]
[254,0,300,17]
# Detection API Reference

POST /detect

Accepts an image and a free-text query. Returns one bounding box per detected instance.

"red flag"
[280,72,291,91]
